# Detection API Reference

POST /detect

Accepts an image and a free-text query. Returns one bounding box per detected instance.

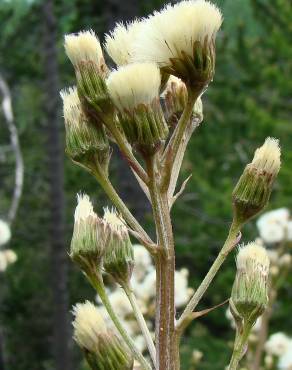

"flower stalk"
[122,282,156,366]
[63,3,282,370]
[176,220,241,334]
[88,271,152,370]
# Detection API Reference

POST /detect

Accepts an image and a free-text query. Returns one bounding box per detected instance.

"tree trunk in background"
[42,1,72,370]
[104,0,150,222]
[0,331,5,370]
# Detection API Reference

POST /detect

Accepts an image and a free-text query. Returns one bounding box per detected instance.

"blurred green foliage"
[0,0,291,369]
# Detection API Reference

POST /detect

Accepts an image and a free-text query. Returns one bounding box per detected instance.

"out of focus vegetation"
[0,0,291,370]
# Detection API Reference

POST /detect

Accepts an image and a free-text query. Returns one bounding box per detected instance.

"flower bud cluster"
[70,195,134,285]
[62,0,224,158]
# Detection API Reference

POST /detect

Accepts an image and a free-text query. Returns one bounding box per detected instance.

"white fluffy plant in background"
[0,219,17,273]
[61,1,283,370]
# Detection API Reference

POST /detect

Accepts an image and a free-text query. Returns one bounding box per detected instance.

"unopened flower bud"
[64,30,111,116]
[231,242,270,324]
[107,62,168,155]
[162,75,203,126]
[103,208,134,285]
[72,301,133,370]
[232,137,281,225]
[60,87,110,173]
[70,194,106,273]
[132,0,222,92]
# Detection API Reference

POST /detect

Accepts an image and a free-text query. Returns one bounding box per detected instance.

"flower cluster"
[61,1,283,369]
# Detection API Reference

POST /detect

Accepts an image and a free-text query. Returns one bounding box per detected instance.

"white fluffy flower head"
[103,207,126,234]
[265,332,291,357]
[252,137,281,175]
[64,30,103,67]
[105,20,143,66]
[107,62,161,111]
[256,208,289,244]
[132,0,222,67]
[74,193,95,223]
[72,301,107,352]
[0,219,11,246]
[4,249,17,264]
[60,87,81,127]
[237,242,270,277]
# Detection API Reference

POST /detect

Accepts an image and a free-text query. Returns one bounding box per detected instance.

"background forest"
[0,0,291,369]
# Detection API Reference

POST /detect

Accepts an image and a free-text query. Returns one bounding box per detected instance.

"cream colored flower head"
[103,207,127,234]
[4,249,17,264]
[64,30,103,67]
[74,193,96,223]
[60,86,81,126]
[72,301,107,353]
[104,20,143,66]
[106,62,161,111]
[161,75,186,98]
[251,137,281,176]
[236,242,270,276]
[132,0,222,67]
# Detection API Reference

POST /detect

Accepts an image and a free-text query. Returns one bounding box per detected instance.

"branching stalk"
[176,221,241,333]
[92,165,156,254]
[89,272,152,370]
[122,282,157,367]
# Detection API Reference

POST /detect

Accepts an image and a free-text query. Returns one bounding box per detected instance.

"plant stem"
[176,221,241,332]
[168,115,202,201]
[103,117,149,184]
[122,282,157,367]
[93,166,156,254]
[146,156,176,370]
[162,90,198,190]
[89,272,152,370]
[228,323,253,370]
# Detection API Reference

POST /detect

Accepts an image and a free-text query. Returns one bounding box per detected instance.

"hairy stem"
[146,156,176,370]
[228,323,253,370]
[89,272,152,370]
[104,118,149,184]
[122,283,156,367]
[168,116,202,201]
[93,166,155,254]
[162,90,198,191]
[176,221,241,332]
